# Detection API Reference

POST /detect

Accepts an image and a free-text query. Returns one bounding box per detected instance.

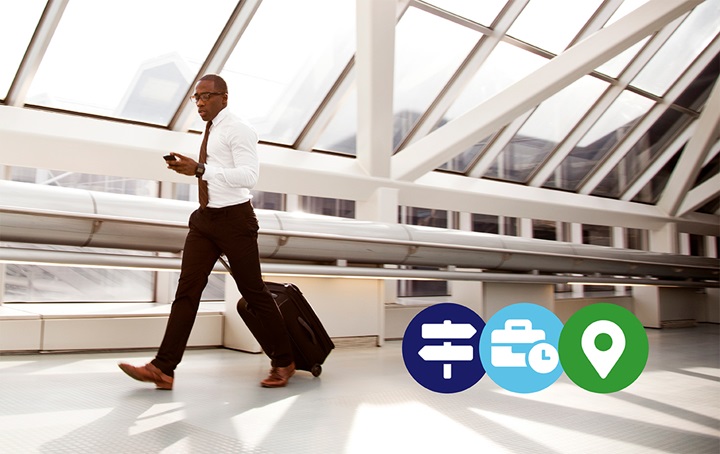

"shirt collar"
[209,108,229,128]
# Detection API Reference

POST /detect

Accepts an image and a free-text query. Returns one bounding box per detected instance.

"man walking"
[119,74,295,389]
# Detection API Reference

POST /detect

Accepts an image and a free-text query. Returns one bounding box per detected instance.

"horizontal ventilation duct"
[0,181,717,282]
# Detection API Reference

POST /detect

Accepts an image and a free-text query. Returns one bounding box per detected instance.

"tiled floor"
[0,324,718,453]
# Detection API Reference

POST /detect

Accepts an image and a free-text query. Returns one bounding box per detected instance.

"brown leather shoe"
[260,362,295,388]
[118,362,174,390]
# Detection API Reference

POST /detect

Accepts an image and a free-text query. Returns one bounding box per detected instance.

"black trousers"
[152,202,293,376]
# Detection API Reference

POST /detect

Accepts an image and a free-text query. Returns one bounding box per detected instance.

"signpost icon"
[402,302,486,394]
[419,320,477,379]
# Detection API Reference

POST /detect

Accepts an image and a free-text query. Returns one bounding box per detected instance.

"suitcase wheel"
[311,364,322,377]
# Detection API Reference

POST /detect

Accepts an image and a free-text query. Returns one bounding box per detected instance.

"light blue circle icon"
[479,303,564,393]
[402,303,486,393]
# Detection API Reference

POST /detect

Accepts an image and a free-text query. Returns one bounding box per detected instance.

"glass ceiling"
[2,0,719,215]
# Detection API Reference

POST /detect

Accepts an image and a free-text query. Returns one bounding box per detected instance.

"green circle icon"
[559,303,648,393]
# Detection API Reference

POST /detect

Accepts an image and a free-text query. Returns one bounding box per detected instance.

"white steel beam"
[528,12,685,188]
[658,76,720,216]
[2,103,718,235]
[579,35,720,194]
[5,0,68,107]
[391,0,702,182]
[355,0,396,178]
[621,124,695,201]
[678,172,720,217]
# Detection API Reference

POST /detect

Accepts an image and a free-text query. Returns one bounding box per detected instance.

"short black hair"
[198,74,228,93]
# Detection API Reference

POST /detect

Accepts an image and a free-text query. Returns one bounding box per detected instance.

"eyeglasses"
[190,92,226,103]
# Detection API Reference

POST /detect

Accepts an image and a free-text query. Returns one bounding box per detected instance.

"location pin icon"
[581,320,626,379]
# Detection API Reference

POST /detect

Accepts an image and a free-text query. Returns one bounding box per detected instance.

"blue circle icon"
[480,303,563,393]
[402,303,486,393]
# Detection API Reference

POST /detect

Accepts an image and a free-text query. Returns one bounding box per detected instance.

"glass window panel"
[673,54,719,111]
[420,0,508,26]
[397,275,449,298]
[438,134,495,173]
[393,8,481,148]
[315,7,480,155]
[168,271,224,302]
[3,244,154,303]
[0,0,46,99]
[697,196,719,215]
[404,207,448,228]
[631,151,680,204]
[533,219,557,241]
[596,39,648,79]
[445,42,548,120]
[626,228,648,251]
[471,213,499,234]
[606,0,651,26]
[694,152,719,188]
[507,0,603,54]
[314,85,358,154]
[485,76,608,182]
[217,0,355,144]
[251,191,284,211]
[544,90,654,191]
[583,224,611,246]
[439,41,548,171]
[631,0,720,96]
[596,0,651,78]
[689,234,706,256]
[592,109,691,198]
[27,0,236,124]
[10,166,158,197]
[300,196,355,219]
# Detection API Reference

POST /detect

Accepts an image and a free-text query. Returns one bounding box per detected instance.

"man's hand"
[165,153,199,176]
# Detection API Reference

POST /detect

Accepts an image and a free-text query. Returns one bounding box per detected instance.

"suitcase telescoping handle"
[219,256,232,275]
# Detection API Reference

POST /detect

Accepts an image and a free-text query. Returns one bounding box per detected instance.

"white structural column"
[650,223,678,254]
[391,0,703,182]
[659,77,720,216]
[356,187,399,223]
[570,223,584,298]
[356,0,396,178]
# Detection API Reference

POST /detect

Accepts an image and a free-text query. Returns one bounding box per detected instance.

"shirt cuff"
[202,164,219,181]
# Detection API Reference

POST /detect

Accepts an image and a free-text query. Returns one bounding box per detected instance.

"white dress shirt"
[200,109,259,208]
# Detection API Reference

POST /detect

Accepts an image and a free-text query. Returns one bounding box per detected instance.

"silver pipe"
[2,204,711,270]
[0,180,717,282]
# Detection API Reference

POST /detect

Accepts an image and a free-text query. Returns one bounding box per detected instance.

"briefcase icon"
[490,319,546,368]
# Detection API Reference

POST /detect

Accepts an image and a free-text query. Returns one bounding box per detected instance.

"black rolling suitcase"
[237,282,334,377]
[219,257,334,376]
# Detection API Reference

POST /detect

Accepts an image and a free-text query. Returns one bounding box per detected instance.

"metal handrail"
[0,246,714,288]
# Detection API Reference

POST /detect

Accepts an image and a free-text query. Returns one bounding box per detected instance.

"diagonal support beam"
[658,77,720,216]
[678,172,720,218]
[5,0,69,107]
[390,0,703,182]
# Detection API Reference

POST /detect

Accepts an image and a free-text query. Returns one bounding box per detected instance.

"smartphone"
[163,154,176,161]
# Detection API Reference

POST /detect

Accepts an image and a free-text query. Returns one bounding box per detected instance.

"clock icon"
[528,342,559,374]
